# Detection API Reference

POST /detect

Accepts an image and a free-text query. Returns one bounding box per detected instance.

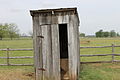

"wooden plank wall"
[68,15,80,80]
[32,12,80,80]
[33,15,43,80]
[41,25,53,80]
[51,24,61,80]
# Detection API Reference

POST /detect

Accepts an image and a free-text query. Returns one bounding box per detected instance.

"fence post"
[7,48,10,66]
[112,44,115,62]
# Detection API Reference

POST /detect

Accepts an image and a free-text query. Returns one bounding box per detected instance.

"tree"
[110,30,116,37]
[8,23,20,40]
[80,33,85,37]
[95,29,104,37]
[0,23,9,40]
[103,32,109,37]
[117,32,120,37]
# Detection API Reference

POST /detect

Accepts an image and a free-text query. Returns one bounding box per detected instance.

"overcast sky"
[0,0,120,35]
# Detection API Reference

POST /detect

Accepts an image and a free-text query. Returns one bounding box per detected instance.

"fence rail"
[80,44,120,64]
[0,44,120,66]
[0,48,33,66]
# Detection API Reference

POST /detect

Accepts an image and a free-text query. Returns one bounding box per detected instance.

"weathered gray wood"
[81,60,120,64]
[51,24,61,80]
[80,46,112,49]
[58,14,69,24]
[80,54,113,57]
[68,15,78,80]
[80,54,120,57]
[33,15,43,80]
[41,25,53,80]
[112,44,115,62]
[31,8,80,80]
[0,49,33,51]
[80,61,113,64]
[1,45,120,51]
[51,15,58,24]
[0,56,33,59]
[75,14,80,80]
[6,48,10,66]
[0,64,33,66]
[39,14,52,25]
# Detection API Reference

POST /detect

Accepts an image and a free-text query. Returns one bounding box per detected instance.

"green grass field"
[0,37,120,80]
[80,37,120,80]
[0,38,34,80]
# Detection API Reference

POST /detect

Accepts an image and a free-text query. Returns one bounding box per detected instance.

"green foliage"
[0,23,9,40]
[95,29,104,37]
[103,32,109,37]
[110,30,116,37]
[0,23,20,40]
[80,33,85,37]
[8,23,20,40]
[95,29,119,37]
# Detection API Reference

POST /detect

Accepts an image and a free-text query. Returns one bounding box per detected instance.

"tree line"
[0,23,20,40]
[80,29,120,37]
[95,30,119,37]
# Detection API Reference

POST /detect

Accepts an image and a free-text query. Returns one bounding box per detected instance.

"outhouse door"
[37,24,61,80]
[41,25,53,80]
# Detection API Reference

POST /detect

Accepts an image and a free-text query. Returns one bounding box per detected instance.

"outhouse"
[30,8,80,80]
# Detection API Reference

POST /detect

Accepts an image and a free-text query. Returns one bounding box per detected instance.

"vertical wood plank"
[68,15,79,80]
[76,15,80,80]
[74,15,80,80]
[51,24,61,80]
[41,25,53,80]
[58,15,69,24]
[33,15,43,80]
[39,15,52,25]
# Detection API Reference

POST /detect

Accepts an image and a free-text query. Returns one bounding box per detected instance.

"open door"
[59,24,69,80]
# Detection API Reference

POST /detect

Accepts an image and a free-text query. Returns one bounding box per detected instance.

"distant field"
[0,37,120,80]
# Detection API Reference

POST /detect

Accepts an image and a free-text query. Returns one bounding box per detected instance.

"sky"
[0,0,120,35]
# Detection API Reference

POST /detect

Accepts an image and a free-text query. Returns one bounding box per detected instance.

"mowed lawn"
[0,37,120,80]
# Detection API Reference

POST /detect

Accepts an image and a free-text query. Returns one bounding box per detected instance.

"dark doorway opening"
[59,24,68,59]
[59,24,69,80]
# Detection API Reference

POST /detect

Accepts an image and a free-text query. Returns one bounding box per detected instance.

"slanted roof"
[30,7,78,16]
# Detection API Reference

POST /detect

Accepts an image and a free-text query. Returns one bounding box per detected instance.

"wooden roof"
[30,7,78,16]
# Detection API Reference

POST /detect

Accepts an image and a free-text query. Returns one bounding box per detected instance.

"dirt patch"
[107,65,120,69]
[0,69,35,80]
[24,72,35,78]
[91,63,102,67]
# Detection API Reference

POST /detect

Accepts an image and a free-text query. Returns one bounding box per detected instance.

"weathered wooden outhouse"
[30,8,80,80]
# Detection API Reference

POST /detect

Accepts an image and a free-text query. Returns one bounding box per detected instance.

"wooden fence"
[0,44,120,66]
[80,44,120,64]
[0,48,33,66]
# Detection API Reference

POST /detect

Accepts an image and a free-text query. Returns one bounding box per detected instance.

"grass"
[80,37,120,80]
[80,37,120,62]
[80,63,120,80]
[0,38,34,80]
[0,37,120,80]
